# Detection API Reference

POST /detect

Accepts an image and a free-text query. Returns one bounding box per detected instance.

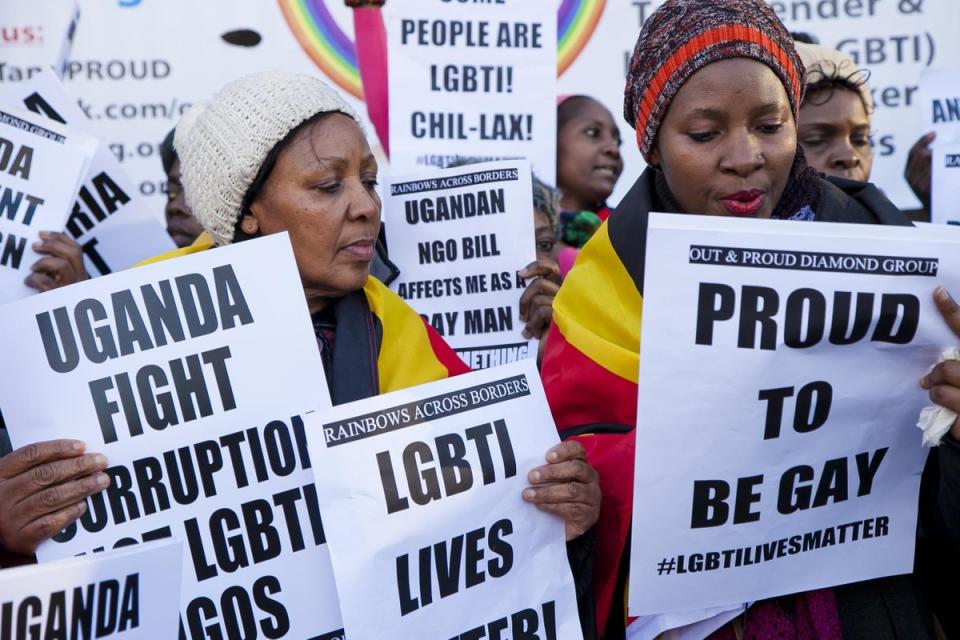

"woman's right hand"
[904,132,935,211]
[0,440,110,556]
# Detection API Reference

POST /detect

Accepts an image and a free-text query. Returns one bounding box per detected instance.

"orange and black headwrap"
[624,0,805,162]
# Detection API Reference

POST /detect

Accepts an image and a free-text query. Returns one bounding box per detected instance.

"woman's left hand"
[920,287,960,441]
[519,260,561,340]
[24,231,88,293]
[523,441,601,540]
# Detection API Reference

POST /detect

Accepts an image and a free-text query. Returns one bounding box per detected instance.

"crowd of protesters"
[0,0,958,639]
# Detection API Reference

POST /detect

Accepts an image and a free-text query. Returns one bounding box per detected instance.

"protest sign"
[306,359,582,640]
[919,69,960,145]
[0,233,345,639]
[931,140,960,225]
[384,0,556,181]
[1,68,175,275]
[384,160,536,369]
[627,213,958,615]
[0,106,96,304]
[0,540,182,639]
[0,0,79,82]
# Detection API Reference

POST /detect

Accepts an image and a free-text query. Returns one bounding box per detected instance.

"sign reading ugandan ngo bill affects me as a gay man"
[0,234,346,640]
[384,160,537,370]
[630,213,959,615]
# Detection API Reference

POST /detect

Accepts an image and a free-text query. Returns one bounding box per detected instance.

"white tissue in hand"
[917,347,960,447]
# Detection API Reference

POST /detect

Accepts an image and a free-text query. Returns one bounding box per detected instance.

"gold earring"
[242,218,258,234]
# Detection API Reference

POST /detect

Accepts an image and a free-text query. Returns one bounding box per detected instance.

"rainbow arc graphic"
[278,0,606,100]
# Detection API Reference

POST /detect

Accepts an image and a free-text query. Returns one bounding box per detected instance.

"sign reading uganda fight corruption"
[0,69,175,276]
[307,359,583,640]
[384,0,557,181]
[0,106,95,304]
[0,540,182,639]
[0,234,345,639]
[385,160,537,369]
[628,213,959,615]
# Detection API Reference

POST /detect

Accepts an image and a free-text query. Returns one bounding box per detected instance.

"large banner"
[0,540,183,639]
[384,160,536,369]
[307,359,583,640]
[0,106,95,303]
[0,234,345,639]
[1,69,175,275]
[384,0,557,182]
[2,1,951,211]
[628,213,956,615]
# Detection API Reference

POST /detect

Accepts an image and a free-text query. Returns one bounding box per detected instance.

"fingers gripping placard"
[306,360,583,640]
[385,160,537,369]
[629,214,960,615]
[0,234,345,639]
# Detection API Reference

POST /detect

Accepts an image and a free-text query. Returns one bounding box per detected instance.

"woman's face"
[557,99,624,211]
[650,59,797,219]
[798,87,873,182]
[246,113,381,305]
[534,208,557,264]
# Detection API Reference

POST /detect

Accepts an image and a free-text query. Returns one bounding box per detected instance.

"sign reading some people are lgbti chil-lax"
[384,0,557,182]
[0,233,346,639]
[384,160,537,370]
[0,106,96,304]
[305,359,583,640]
[628,213,957,615]
[0,69,176,275]
[0,540,183,639]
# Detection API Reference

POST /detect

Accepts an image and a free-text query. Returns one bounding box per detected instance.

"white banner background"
[2,1,952,217]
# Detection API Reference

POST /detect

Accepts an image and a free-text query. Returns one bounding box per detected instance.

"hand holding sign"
[523,440,601,541]
[518,258,561,340]
[0,439,109,557]
[25,230,89,292]
[920,287,960,442]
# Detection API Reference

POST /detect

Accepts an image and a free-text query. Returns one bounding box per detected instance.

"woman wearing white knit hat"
[0,72,602,594]
[794,41,874,183]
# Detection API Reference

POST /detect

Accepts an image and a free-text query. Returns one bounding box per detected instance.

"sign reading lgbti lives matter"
[385,160,536,369]
[0,540,183,639]
[0,234,345,639]
[0,69,175,275]
[384,0,557,182]
[307,359,582,640]
[0,106,95,303]
[628,214,960,615]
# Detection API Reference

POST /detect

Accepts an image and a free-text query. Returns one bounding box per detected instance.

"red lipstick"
[719,190,765,217]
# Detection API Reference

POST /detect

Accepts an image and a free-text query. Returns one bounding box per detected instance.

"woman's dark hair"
[557,95,602,132]
[790,31,819,45]
[802,60,872,113]
[233,111,338,242]
[160,128,178,175]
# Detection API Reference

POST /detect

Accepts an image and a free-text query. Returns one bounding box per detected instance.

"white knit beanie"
[174,71,362,246]
[795,42,874,114]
